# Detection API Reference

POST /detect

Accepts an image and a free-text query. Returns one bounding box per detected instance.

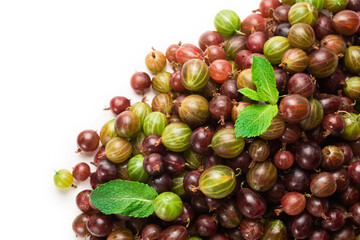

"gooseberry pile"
[55,0,360,239]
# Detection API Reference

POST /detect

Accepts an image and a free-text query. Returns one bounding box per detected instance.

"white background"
[0,1,259,239]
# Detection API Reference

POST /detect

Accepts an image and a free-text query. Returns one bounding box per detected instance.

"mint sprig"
[90,180,158,217]
[235,104,278,138]
[235,56,280,138]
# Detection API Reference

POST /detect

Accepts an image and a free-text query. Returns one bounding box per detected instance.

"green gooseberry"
[181,59,210,91]
[288,2,318,27]
[183,149,203,170]
[263,36,292,64]
[130,132,146,155]
[130,100,152,127]
[345,46,360,74]
[54,169,73,189]
[152,71,172,93]
[344,77,360,101]
[340,112,360,141]
[127,155,149,183]
[143,112,168,136]
[211,128,245,158]
[214,9,241,36]
[228,60,239,76]
[296,0,324,11]
[282,0,296,5]
[162,123,192,152]
[171,171,188,197]
[261,220,287,240]
[99,119,118,146]
[199,165,236,199]
[324,0,349,13]
[153,192,183,221]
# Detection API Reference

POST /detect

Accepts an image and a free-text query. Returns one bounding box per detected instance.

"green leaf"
[90,180,158,217]
[251,56,279,105]
[235,104,278,138]
[238,87,267,102]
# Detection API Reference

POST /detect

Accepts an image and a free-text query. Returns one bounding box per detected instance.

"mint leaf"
[239,87,267,102]
[90,180,158,217]
[235,104,278,138]
[251,56,279,105]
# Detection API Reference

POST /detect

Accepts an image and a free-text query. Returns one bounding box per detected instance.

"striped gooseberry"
[279,94,310,123]
[248,140,270,162]
[344,46,360,74]
[178,94,210,128]
[143,112,168,136]
[263,36,292,64]
[211,128,245,158]
[153,192,183,221]
[296,0,324,11]
[181,59,210,91]
[324,0,349,13]
[340,112,360,141]
[99,119,118,146]
[214,10,241,36]
[281,192,306,215]
[171,170,188,197]
[159,225,188,240]
[288,2,318,26]
[288,23,316,50]
[310,172,337,197]
[223,36,248,60]
[260,114,286,140]
[198,30,224,51]
[161,123,192,152]
[199,165,236,199]
[105,137,132,164]
[241,14,266,36]
[114,110,141,138]
[130,100,152,127]
[151,93,173,116]
[126,154,149,183]
[183,149,203,170]
[175,43,204,65]
[152,71,172,93]
[261,220,287,240]
[320,34,347,54]
[280,48,308,74]
[107,228,133,240]
[145,50,166,73]
[299,98,324,130]
[204,45,226,65]
[308,48,338,78]
[131,132,146,156]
